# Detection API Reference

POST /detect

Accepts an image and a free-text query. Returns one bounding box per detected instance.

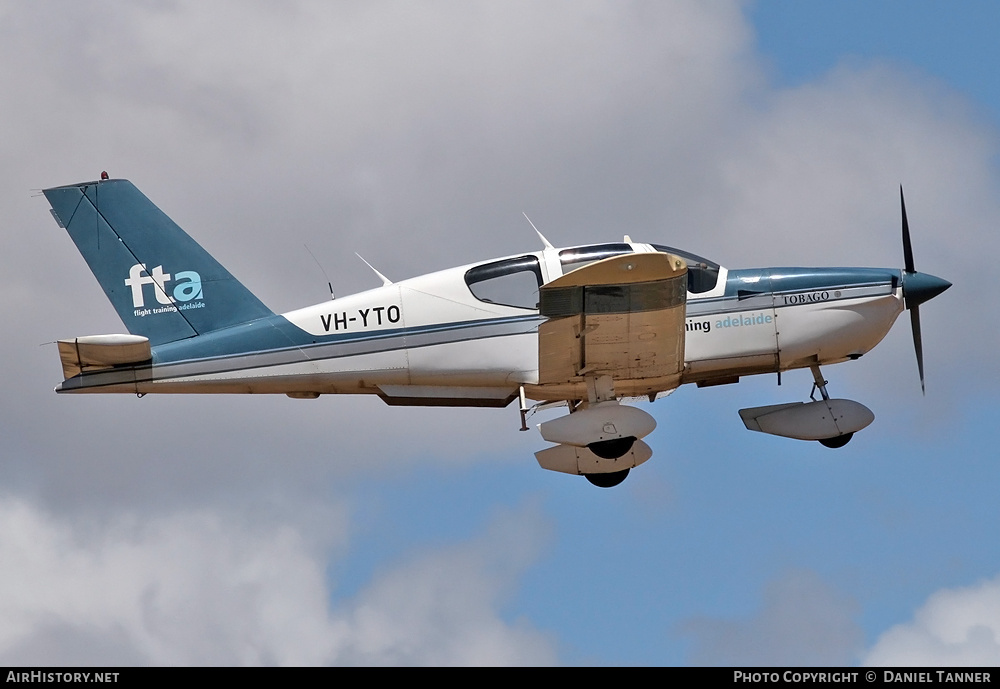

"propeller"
[899,186,951,394]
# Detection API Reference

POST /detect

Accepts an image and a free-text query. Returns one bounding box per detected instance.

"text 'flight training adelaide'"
[42,175,950,487]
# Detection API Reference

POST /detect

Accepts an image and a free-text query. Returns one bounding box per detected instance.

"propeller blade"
[900,185,943,393]
[901,185,915,273]
[910,305,925,395]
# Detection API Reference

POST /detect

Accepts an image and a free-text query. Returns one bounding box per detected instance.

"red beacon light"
[100,171,109,180]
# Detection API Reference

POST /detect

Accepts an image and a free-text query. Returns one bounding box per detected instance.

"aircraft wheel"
[818,433,853,449]
[585,468,630,488]
[588,436,636,459]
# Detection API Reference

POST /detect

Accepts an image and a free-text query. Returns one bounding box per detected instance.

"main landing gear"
[530,377,656,488]
[585,468,630,488]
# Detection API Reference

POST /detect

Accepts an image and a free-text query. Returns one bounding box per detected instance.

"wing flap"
[57,334,151,379]
[376,384,517,408]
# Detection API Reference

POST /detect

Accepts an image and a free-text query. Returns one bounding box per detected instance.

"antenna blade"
[304,244,335,299]
[356,253,393,286]
[522,213,554,249]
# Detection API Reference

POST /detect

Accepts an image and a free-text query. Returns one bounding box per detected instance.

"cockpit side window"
[559,243,634,274]
[465,255,543,310]
[651,244,721,294]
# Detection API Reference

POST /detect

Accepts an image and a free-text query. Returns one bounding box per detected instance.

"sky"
[0,0,998,666]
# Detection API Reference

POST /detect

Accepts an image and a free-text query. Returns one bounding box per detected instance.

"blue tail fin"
[44,178,273,345]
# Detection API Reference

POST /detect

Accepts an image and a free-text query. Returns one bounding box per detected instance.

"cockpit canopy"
[560,243,721,294]
[463,243,722,311]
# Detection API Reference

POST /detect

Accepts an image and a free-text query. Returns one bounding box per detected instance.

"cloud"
[864,576,1000,666]
[331,502,556,666]
[678,570,864,666]
[0,498,555,666]
[0,497,354,665]
[0,1,762,301]
[715,63,999,264]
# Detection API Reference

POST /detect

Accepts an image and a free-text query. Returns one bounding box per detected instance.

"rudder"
[44,178,273,345]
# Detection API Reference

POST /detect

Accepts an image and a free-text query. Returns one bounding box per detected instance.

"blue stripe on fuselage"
[150,313,544,365]
[59,314,543,391]
[727,267,899,297]
[683,267,899,317]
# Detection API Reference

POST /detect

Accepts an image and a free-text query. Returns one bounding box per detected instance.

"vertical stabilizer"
[44,179,273,345]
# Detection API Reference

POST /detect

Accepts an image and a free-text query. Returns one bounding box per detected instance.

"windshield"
[651,244,721,294]
[559,242,721,294]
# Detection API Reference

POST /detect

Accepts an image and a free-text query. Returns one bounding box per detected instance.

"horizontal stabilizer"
[57,334,151,379]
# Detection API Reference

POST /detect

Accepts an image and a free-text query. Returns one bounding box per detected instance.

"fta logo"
[124,263,203,308]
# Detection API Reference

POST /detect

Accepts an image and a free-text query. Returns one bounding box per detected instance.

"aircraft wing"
[537,252,687,397]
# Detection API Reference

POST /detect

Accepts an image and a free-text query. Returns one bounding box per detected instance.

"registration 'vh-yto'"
[43,175,950,487]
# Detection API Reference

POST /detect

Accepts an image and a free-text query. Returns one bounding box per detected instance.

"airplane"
[42,175,950,487]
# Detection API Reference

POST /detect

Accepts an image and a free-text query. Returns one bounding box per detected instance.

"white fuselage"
[68,242,904,402]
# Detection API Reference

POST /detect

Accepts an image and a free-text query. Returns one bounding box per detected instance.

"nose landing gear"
[738,364,875,446]
[818,432,854,449]
[809,365,854,449]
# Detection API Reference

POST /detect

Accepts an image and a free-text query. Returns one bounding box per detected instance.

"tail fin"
[44,178,273,345]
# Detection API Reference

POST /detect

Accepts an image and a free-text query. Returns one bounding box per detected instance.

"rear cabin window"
[465,255,543,310]
[651,244,721,294]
